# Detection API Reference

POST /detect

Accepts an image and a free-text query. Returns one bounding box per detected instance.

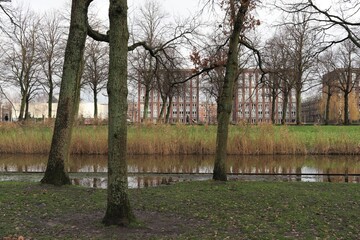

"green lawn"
[0,181,359,239]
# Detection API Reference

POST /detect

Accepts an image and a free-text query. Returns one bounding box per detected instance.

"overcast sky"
[11,0,202,18]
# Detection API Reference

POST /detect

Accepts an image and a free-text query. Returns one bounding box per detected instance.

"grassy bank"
[0,181,359,239]
[1,123,360,155]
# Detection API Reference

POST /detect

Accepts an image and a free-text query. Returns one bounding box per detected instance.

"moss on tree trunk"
[41,0,90,186]
[213,1,250,181]
[102,0,135,226]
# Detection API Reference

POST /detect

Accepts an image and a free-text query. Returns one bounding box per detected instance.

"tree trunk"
[271,90,277,124]
[165,96,172,124]
[48,84,53,119]
[18,94,26,121]
[281,91,289,125]
[143,87,150,120]
[295,88,301,125]
[213,1,250,181]
[102,0,135,226]
[324,90,331,125]
[41,0,90,186]
[93,87,98,118]
[344,92,349,125]
[25,94,30,120]
[158,95,167,123]
[48,66,54,119]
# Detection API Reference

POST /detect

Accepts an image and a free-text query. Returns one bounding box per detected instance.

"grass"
[1,122,360,155]
[0,181,359,239]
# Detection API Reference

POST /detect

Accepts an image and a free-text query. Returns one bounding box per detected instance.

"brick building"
[232,69,297,124]
[301,96,322,124]
[137,69,200,123]
[320,68,360,124]
[137,68,297,124]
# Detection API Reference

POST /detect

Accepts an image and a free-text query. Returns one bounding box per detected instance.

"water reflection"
[0,154,359,188]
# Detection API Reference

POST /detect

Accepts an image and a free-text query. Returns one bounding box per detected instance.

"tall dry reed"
[1,123,360,155]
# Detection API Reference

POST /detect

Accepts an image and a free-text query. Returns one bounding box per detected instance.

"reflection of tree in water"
[0,154,359,183]
[0,154,47,172]
[71,177,107,188]
[137,176,173,188]
[127,155,213,174]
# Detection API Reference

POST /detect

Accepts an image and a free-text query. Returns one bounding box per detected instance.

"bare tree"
[38,11,66,118]
[129,0,168,121]
[277,0,360,49]
[82,38,109,118]
[0,0,17,36]
[2,8,41,120]
[129,0,201,123]
[263,33,295,125]
[155,51,187,123]
[130,49,157,121]
[322,40,360,125]
[318,49,338,125]
[284,13,321,124]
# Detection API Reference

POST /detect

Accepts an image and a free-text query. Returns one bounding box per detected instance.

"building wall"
[320,68,360,124]
[232,69,296,124]
[198,102,217,124]
[10,102,109,120]
[137,70,200,123]
[301,97,322,124]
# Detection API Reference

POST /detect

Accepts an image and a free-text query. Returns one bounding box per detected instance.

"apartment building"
[137,69,200,123]
[137,68,296,124]
[319,68,360,123]
[301,96,322,124]
[232,69,297,124]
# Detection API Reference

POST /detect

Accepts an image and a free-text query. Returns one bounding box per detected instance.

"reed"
[1,123,360,155]
[71,126,108,154]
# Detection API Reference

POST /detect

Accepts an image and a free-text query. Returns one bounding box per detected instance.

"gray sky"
[12,0,202,18]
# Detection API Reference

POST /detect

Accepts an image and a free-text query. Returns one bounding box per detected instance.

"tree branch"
[238,38,267,82]
[87,23,109,42]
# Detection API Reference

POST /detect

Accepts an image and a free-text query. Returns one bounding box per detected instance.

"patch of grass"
[0,181,359,239]
[133,181,360,239]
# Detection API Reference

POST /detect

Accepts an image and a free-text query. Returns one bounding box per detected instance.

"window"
[245,88,249,100]
[245,75,250,87]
